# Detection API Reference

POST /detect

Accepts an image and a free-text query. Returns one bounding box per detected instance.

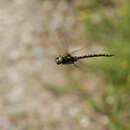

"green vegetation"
[81,0,130,129]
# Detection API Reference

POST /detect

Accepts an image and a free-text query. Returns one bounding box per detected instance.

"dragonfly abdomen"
[77,54,114,60]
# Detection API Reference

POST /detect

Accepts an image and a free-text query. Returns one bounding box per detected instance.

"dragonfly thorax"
[55,54,78,65]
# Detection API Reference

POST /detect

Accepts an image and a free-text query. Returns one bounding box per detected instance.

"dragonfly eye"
[55,56,63,65]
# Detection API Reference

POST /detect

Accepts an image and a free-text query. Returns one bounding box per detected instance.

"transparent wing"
[70,46,88,55]
[54,28,70,54]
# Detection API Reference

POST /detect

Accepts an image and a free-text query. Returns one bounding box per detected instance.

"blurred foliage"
[80,0,115,10]
[80,0,130,129]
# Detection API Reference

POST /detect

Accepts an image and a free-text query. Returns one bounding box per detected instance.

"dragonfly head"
[55,56,63,65]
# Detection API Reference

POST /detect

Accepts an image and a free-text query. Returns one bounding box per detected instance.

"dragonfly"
[55,53,114,65]
[54,28,114,66]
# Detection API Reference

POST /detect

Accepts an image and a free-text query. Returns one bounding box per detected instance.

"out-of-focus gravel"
[0,0,109,130]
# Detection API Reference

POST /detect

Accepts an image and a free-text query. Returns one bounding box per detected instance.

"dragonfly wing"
[73,60,93,74]
[70,45,88,55]
[55,28,70,54]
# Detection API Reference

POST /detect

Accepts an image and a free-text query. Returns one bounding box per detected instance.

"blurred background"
[0,0,130,130]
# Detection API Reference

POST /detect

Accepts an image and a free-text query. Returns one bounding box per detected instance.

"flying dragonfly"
[54,28,114,66]
[55,53,114,65]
